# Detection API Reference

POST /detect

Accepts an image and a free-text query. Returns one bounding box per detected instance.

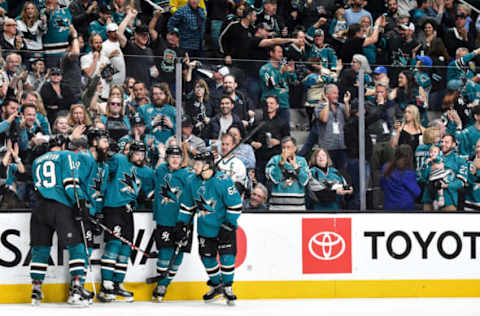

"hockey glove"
[174,222,189,243]
[218,222,236,242]
[73,199,88,222]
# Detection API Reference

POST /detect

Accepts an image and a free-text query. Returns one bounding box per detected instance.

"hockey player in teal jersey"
[177,152,243,305]
[98,141,144,302]
[151,145,193,301]
[30,134,90,306]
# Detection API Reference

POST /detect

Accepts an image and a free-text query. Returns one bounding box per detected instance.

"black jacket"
[250,113,290,163]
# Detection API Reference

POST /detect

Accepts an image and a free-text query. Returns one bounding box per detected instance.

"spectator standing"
[390,105,425,156]
[256,0,286,38]
[40,67,68,124]
[303,84,350,170]
[205,0,229,52]
[381,144,420,210]
[259,45,296,126]
[60,25,81,106]
[149,21,185,93]
[41,0,72,67]
[167,0,206,57]
[101,23,126,86]
[308,147,352,211]
[250,95,289,185]
[219,5,256,65]
[68,0,98,38]
[344,0,373,26]
[81,33,111,98]
[119,10,156,88]
[16,2,47,62]
[184,79,213,136]
[444,7,477,58]
[100,97,130,141]
[88,4,112,41]
[427,37,449,111]
[266,136,309,211]
[339,15,386,65]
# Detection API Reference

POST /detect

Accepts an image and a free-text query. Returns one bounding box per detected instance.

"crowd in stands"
[0,0,478,211]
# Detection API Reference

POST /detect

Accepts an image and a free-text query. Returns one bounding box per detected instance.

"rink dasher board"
[1,212,480,302]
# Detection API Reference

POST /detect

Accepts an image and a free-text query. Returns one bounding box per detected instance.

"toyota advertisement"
[1,212,480,284]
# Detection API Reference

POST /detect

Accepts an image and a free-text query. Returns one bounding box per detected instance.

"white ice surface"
[1,298,480,316]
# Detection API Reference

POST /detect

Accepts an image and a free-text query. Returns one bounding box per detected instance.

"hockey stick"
[88,216,158,258]
[213,120,267,169]
[71,167,97,298]
[145,213,195,284]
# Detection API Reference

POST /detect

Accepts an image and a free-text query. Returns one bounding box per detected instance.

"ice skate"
[152,284,167,302]
[113,282,134,302]
[97,280,116,303]
[67,278,89,307]
[203,281,223,303]
[223,284,237,306]
[31,280,43,305]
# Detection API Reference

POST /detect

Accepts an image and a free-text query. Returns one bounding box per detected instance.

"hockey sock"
[67,243,87,279]
[201,256,221,285]
[101,239,122,281]
[156,248,184,286]
[30,246,50,281]
[219,254,235,285]
[112,244,131,283]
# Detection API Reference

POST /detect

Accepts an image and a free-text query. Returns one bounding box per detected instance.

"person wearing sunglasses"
[100,97,131,141]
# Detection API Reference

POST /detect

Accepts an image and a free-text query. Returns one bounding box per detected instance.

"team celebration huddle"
[30,130,243,306]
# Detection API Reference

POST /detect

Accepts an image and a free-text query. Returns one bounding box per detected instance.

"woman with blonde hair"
[67,103,92,129]
[16,1,46,60]
[308,147,352,210]
[391,105,425,159]
[100,97,131,141]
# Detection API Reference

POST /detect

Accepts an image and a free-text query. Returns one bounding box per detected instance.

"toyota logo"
[308,232,346,261]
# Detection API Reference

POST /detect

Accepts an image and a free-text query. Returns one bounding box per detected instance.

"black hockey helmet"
[166,145,182,157]
[86,127,109,146]
[193,151,215,170]
[48,134,67,149]
[129,140,147,155]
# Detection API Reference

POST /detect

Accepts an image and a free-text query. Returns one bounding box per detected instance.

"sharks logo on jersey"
[120,168,138,194]
[159,177,182,205]
[91,168,105,201]
[195,186,216,216]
